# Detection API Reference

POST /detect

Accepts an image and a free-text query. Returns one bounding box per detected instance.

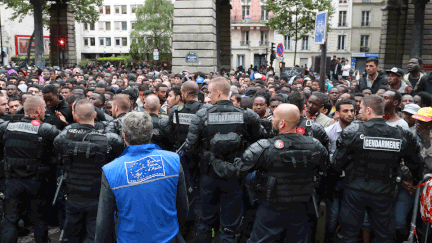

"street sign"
[314,11,328,44]
[185,52,198,63]
[277,56,284,62]
[153,49,159,61]
[277,43,284,57]
[351,58,357,69]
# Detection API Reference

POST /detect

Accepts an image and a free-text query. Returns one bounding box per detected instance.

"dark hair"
[366,57,379,66]
[311,91,326,104]
[362,94,384,115]
[232,94,242,104]
[139,85,149,91]
[8,96,22,103]
[254,90,271,106]
[378,85,388,92]
[155,83,168,92]
[240,96,253,110]
[361,87,372,92]
[67,94,80,105]
[287,92,305,112]
[169,87,182,99]
[61,86,72,91]
[354,92,364,97]
[27,84,40,90]
[270,95,285,104]
[322,96,332,115]
[412,56,423,66]
[122,87,139,102]
[42,84,58,95]
[336,99,356,112]
[387,89,402,106]
[416,91,432,107]
[92,91,106,104]
[198,91,204,103]
[66,78,77,85]
[96,83,106,89]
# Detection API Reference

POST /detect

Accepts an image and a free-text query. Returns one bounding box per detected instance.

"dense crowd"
[0,55,431,243]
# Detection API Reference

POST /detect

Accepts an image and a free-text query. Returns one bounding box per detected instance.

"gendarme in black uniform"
[54,123,124,243]
[333,118,423,243]
[0,117,60,243]
[149,113,170,151]
[104,112,127,136]
[184,99,261,243]
[298,116,330,150]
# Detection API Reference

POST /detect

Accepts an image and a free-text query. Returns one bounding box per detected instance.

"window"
[106,22,111,30]
[99,6,103,14]
[122,38,127,46]
[90,23,95,30]
[241,31,249,45]
[260,31,268,45]
[339,0,347,3]
[84,24,88,30]
[284,36,290,50]
[131,22,137,30]
[115,5,120,14]
[361,35,370,47]
[338,11,347,27]
[115,38,121,46]
[362,11,370,26]
[99,22,104,30]
[90,38,95,46]
[106,38,111,46]
[84,38,88,46]
[242,6,250,20]
[338,35,345,50]
[105,6,111,14]
[237,55,245,67]
[302,36,309,50]
[261,7,269,20]
[100,38,104,46]
[115,22,120,30]
[122,5,127,14]
[122,22,127,30]
[131,5,137,13]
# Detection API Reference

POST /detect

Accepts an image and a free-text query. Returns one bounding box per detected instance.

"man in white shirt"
[341,60,351,79]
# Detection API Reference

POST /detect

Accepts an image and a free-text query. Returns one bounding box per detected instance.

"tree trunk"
[294,39,297,66]
[32,0,46,68]
[27,31,34,61]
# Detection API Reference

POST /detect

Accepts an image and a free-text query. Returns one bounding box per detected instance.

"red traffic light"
[57,37,66,47]
[279,62,285,69]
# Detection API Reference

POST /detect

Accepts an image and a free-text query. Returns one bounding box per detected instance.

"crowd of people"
[0,55,431,243]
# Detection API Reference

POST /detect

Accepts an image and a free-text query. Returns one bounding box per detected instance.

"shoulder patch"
[274,140,284,149]
[178,105,184,111]
[31,120,41,126]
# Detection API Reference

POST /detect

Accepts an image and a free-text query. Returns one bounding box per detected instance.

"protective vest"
[259,135,320,203]
[103,144,180,243]
[151,114,169,150]
[3,120,46,179]
[205,105,245,162]
[298,117,314,137]
[173,101,202,147]
[62,128,111,196]
[346,123,405,183]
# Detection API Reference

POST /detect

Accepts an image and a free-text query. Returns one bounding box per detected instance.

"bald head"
[74,99,96,123]
[209,77,230,96]
[24,96,45,115]
[181,81,199,98]
[144,94,160,114]
[272,104,300,134]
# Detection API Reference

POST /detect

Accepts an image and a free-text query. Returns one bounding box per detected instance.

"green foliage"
[78,59,93,67]
[3,0,102,27]
[96,56,133,67]
[11,55,50,64]
[130,0,173,60]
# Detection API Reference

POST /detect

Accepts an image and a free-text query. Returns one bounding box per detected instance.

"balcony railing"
[240,41,250,46]
[259,41,269,46]
[360,47,369,52]
[232,15,268,24]
[361,22,370,27]
[338,23,347,27]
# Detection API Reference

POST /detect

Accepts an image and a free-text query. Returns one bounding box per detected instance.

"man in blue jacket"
[95,111,188,243]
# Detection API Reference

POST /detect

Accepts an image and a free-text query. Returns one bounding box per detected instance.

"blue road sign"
[315,11,328,44]
[277,43,284,57]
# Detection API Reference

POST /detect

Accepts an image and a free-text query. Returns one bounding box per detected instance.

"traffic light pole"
[319,41,327,92]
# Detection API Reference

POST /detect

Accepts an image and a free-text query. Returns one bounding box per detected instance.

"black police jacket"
[0,117,60,179]
[298,116,330,151]
[150,113,171,151]
[184,100,261,155]
[104,113,127,137]
[414,72,432,94]
[355,72,388,94]
[43,96,73,130]
[333,118,423,194]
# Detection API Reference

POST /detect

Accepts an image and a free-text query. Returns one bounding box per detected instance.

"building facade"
[75,0,142,60]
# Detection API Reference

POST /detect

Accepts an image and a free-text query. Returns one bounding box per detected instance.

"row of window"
[338,11,371,27]
[83,37,131,47]
[98,5,141,15]
[241,6,269,20]
[84,21,137,31]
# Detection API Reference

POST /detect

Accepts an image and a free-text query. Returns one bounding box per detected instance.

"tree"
[265,0,333,66]
[4,0,101,67]
[130,0,173,61]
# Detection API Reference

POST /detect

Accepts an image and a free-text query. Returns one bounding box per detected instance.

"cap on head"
[196,77,204,84]
[402,104,421,115]
[412,107,432,122]
[386,67,404,77]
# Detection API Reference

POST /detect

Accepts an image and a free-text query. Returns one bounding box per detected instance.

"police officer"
[0,96,60,243]
[333,94,423,243]
[184,77,261,243]
[53,99,124,243]
[104,94,131,136]
[144,94,170,150]
[205,104,328,242]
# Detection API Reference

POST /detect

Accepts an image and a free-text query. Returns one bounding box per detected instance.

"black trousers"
[64,198,98,243]
[339,188,394,243]
[1,179,50,243]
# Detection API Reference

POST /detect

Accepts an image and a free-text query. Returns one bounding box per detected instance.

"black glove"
[200,151,215,174]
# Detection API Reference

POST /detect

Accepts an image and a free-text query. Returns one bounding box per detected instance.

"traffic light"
[270,42,276,68]
[57,37,66,48]
[279,62,285,73]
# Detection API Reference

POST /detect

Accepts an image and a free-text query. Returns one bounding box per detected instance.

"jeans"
[64,198,98,243]
[393,187,414,230]
[247,202,309,243]
[195,174,244,243]
[0,179,50,243]
[339,188,394,243]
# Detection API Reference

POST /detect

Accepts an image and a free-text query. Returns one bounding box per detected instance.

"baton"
[52,173,66,206]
